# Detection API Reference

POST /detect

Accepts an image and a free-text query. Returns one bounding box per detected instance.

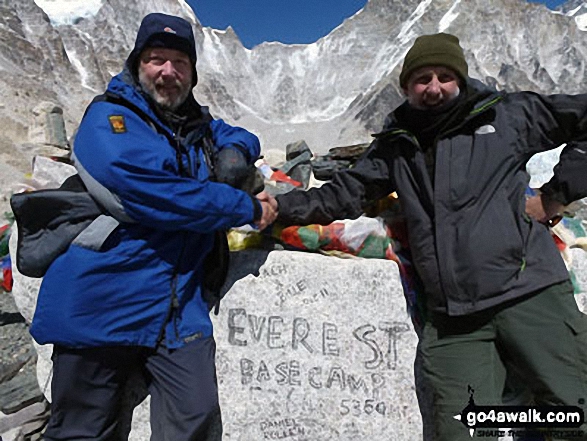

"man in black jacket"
[274,33,587,440]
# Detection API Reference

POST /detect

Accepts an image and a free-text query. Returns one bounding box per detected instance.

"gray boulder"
[12,246,426,440]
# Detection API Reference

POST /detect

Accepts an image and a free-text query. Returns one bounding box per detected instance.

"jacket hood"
[126,13,198,87]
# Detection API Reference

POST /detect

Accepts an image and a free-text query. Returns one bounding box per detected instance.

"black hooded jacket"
[276,80,587,316]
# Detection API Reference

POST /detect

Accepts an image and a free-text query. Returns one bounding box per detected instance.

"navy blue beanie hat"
[128,13,198,85]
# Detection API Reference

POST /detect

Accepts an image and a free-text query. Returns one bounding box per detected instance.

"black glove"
[214,147,250,187]
[214,147,264,194]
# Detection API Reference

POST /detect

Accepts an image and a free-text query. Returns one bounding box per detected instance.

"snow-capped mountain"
[197,0,587,150]
[1,0,586,156]
[32,0,104,25]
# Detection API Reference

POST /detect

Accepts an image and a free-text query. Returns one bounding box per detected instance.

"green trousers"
[421,281,587,441]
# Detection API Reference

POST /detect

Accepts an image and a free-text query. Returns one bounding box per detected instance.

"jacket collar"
[374,78,502,142]
[105,68,212,137]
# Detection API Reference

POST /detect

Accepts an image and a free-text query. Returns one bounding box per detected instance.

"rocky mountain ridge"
[0,0,586,158]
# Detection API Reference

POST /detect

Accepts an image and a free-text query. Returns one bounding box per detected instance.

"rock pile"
[0,289,48,440]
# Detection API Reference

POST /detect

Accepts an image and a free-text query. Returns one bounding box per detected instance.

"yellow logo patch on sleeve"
[108,115,127,134]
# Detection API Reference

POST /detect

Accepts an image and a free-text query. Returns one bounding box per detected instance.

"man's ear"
[401,87,409,97]
[192,70,198,88]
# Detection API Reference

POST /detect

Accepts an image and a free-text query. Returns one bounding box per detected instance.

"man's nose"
[160,60,176,77]
[427,76,441,94]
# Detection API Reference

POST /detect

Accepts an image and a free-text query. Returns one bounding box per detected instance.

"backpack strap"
[92,92,228,314]
[89,92,195,177]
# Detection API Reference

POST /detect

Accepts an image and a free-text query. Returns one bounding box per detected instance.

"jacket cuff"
[274,194,295,226]
[224,144,252,163]
[250,195,262,222]
[540,180,570,206]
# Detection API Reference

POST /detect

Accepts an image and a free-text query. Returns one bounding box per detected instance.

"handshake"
[213,148,279,231]
[254,191,279,231]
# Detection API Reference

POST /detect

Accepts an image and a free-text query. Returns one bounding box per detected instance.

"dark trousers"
[421,281,587,441]
[43,337,221,441]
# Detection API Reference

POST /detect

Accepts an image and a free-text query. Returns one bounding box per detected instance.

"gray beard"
[138,70,191,112]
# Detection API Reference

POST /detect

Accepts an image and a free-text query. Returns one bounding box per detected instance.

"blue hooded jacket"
[30,70,261,349]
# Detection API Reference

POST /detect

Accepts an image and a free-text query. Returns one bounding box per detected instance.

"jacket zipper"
[170,268,181,340]
[519,212,533,273]
[157,127,191,346]
[156,236,188,345]
[440,96,507,306]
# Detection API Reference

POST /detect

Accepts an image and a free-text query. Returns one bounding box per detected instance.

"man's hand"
[255,191,278,231]
[525,193,565,226]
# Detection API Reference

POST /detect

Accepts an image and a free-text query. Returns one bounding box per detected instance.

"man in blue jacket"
[32,13,276,440]
[276,33,587,440]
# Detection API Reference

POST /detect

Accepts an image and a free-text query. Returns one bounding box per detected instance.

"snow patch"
[178,0,197,24]
[289,95,356,124]
[202,28,226,71]
[209,28,228,36]
[567,6,583,16]
[33,0,104,26]
[232,99,273,124]
[302,43,321,64]
[371,0,433,80]
[397,0,433,43]
[63,44,97,92]
[438,0,461,32]
[576,14,587,31]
